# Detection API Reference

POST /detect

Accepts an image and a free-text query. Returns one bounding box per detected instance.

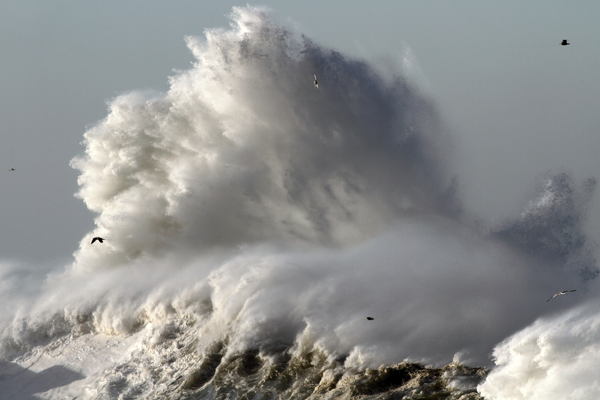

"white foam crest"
[479,298,600,399]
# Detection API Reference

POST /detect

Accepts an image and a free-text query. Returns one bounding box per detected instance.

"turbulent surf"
[0,6,598,399]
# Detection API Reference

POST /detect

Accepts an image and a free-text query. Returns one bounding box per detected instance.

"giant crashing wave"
[0,6,597,399]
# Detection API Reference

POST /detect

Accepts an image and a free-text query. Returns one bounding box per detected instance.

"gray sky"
[1,0,599,265]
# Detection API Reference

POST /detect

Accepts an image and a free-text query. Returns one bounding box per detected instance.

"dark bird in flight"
[547,290,576,302]
[365,317,374,321]
[314,74,318,89]
[8,168,14,171]
[561,40,570,46]
[91,237,104,244]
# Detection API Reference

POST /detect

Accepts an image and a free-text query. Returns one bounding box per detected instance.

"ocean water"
[0,6,598,399]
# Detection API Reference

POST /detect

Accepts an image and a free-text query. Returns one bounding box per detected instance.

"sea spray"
[0,6,597,399]
[70,8,455,272]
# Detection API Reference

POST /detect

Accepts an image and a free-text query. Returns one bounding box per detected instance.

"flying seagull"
[8,168,14,171]
[561,40,570,46]
[547,289,576,302]
[365,317,374,321]
[91,237,104,244]
[314,74,318,90]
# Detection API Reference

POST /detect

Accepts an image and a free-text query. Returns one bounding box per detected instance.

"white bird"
[547,289,576,302]
[314,74,318,89]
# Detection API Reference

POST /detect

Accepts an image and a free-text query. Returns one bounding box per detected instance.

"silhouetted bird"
[314,74,318,89]
[547,289,576,302]
[91,237,104,244]
[8,168,14,171]
[561,40,570,46]
[365,317,374,321]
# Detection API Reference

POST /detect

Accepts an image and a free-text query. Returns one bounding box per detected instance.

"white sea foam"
[479,300,600,400]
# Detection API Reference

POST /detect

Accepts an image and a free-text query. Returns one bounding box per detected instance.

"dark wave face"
[0,6,597,399]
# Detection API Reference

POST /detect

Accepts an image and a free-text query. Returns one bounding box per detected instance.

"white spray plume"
[69,6,454,272]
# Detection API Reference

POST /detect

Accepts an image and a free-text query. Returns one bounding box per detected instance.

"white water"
[479,299,600,399]
[0,6,598,399]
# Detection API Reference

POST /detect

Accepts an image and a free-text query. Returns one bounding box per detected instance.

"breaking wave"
[0,6,598,399]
